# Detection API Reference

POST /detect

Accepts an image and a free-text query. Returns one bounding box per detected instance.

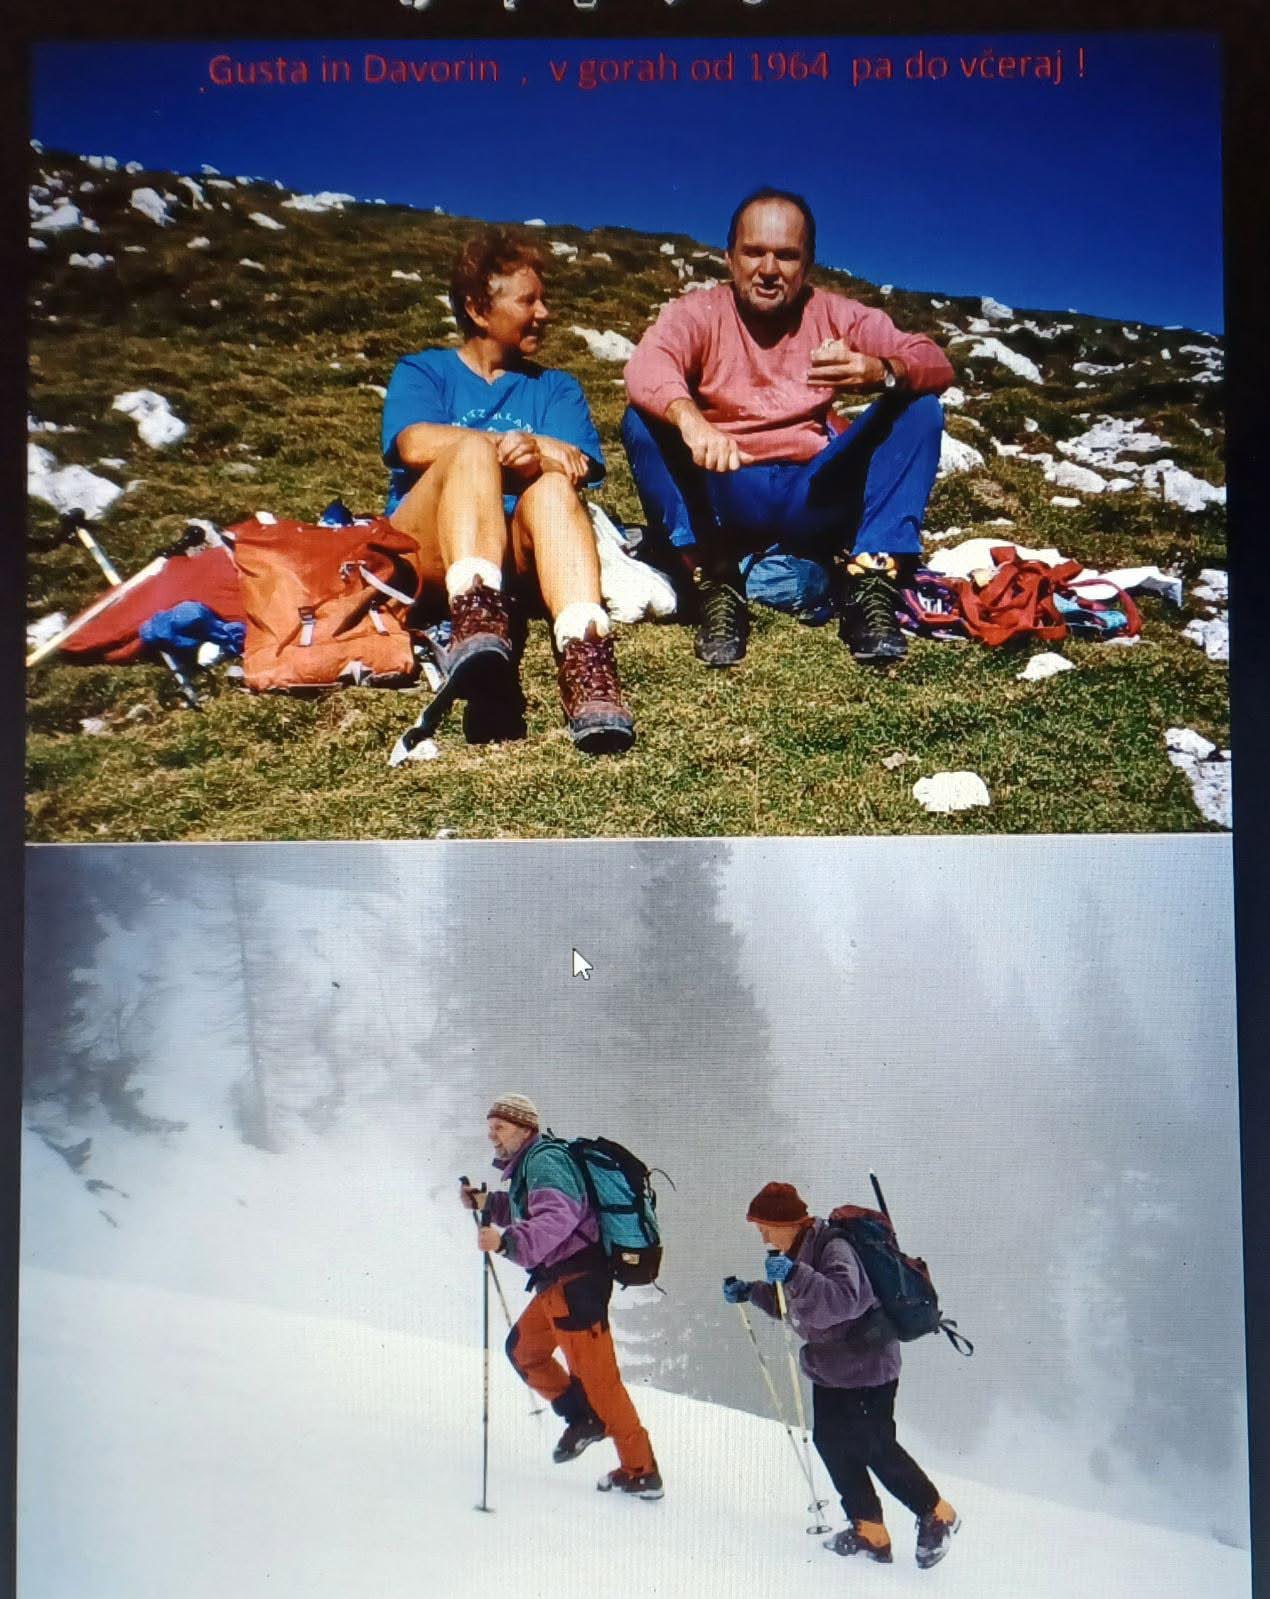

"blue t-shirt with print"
[381,347,605,514]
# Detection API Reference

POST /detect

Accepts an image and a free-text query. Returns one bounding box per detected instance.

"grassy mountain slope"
[26,147,1228,839]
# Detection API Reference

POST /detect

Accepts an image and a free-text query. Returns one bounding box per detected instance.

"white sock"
[445,557,503,600]
[553,602,610,652]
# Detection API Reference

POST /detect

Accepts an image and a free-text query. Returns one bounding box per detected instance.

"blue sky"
[32,32,1223,331]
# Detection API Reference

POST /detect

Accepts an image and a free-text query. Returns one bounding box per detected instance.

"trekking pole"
[472,1187,494,1515]
[460,1178,544,1419]
[53,510,202,708]
[736,1302,828,1531]
[869,1171,890,1219]
[771,1257,831,1534]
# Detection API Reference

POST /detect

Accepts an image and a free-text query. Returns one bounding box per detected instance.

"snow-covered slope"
[19,1104,1251,1599]
[19,1267,1250,1599]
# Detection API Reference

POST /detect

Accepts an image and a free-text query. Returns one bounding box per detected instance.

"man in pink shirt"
[622,188,954,666]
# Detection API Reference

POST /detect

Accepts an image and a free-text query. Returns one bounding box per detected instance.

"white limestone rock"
[912,772,991,814]
[130,187,173,226]
[28,444,124,520]
[937,435,986,477]
[570,326,636,362]
[1018,652,1074,682]
[957,337,1043,384]
[1166,729,1231,827]
[112,390,188,448]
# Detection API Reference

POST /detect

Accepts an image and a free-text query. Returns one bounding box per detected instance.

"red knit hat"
[746,1182,809,1225]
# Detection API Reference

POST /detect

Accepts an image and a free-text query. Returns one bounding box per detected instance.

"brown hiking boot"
[823,1519,893,1562]
[557,626,635,754]
[443,578,518,729]
[448,578,514,669]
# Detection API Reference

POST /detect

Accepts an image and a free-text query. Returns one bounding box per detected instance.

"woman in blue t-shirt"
[382,230,633,754]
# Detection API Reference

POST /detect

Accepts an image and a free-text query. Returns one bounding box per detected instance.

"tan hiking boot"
[915,1499,960,1569]
[557,627,635,754]
[823,1518,893,1562]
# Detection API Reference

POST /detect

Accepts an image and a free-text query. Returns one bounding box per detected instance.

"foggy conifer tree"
[24,849,187,1139]
[590,843,800,1402]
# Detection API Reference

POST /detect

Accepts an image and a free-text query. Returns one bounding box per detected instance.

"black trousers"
[812,1380,940,1525]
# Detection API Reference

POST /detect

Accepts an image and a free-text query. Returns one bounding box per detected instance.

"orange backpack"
[231,516,424,693]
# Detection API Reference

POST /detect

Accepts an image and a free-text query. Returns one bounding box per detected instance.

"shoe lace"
[451,580,507,636]
[700,581,744,640]
[855,569,899,634]
[563,634,621,702]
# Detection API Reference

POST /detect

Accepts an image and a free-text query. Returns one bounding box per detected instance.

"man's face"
[753,1218,803,1254]
[727,199,811,318]
[469,267,549,355]
[487,1116,533,1160]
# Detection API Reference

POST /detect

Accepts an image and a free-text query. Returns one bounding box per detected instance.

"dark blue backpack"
[818,1203,973,1356]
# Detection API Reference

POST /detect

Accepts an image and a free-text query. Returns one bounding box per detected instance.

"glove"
[764,1253,796,1285]
[722,1275,752,1304]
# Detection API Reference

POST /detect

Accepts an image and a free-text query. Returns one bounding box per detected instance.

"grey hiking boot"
[838,552,907,663]
[694,576,748,667]
[915,1500,960,1569]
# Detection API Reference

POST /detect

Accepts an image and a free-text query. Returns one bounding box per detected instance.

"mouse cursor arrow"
[571,949,593,980]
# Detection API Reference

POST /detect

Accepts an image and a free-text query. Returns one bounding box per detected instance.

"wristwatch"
[881,358,899,391]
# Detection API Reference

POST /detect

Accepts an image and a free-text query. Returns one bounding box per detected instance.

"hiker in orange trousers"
[462,1094,662,1499]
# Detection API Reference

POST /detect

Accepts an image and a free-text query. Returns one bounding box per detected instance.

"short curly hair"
[449,229,548,337]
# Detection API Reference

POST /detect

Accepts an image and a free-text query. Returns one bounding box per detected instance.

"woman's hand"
[535,436,591,485]
[497,430,544,480]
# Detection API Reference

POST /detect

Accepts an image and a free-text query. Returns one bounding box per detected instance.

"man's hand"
[477,1225,504,1254]
[807,340,890,392]
[496,430,543,481]
[459,1183,488,1213]
[722,1276,753,1304]
[669,404,755,473]
[535,436,591,485]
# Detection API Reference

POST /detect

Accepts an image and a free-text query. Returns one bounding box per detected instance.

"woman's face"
[469,266,549,355]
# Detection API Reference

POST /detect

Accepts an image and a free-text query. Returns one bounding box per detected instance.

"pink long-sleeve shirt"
[624,284,954,464]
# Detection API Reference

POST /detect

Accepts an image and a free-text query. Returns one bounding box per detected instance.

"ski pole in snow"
[471,1185,495,1514]
[736,1301,828,1530]
[460,1178,544,1420]
[771,1258,831,1535]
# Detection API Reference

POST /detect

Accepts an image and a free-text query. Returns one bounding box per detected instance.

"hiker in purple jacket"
[461,1094,662,1499]
[723,1181,959,1568]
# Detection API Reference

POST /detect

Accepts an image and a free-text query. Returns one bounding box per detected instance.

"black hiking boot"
[838,553,907,663]
[823,1523,894,1562]
[596,1464,664,1500]
[694,575,748,667]
[915,1501,960,1569]
[552,1414,607,1463]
